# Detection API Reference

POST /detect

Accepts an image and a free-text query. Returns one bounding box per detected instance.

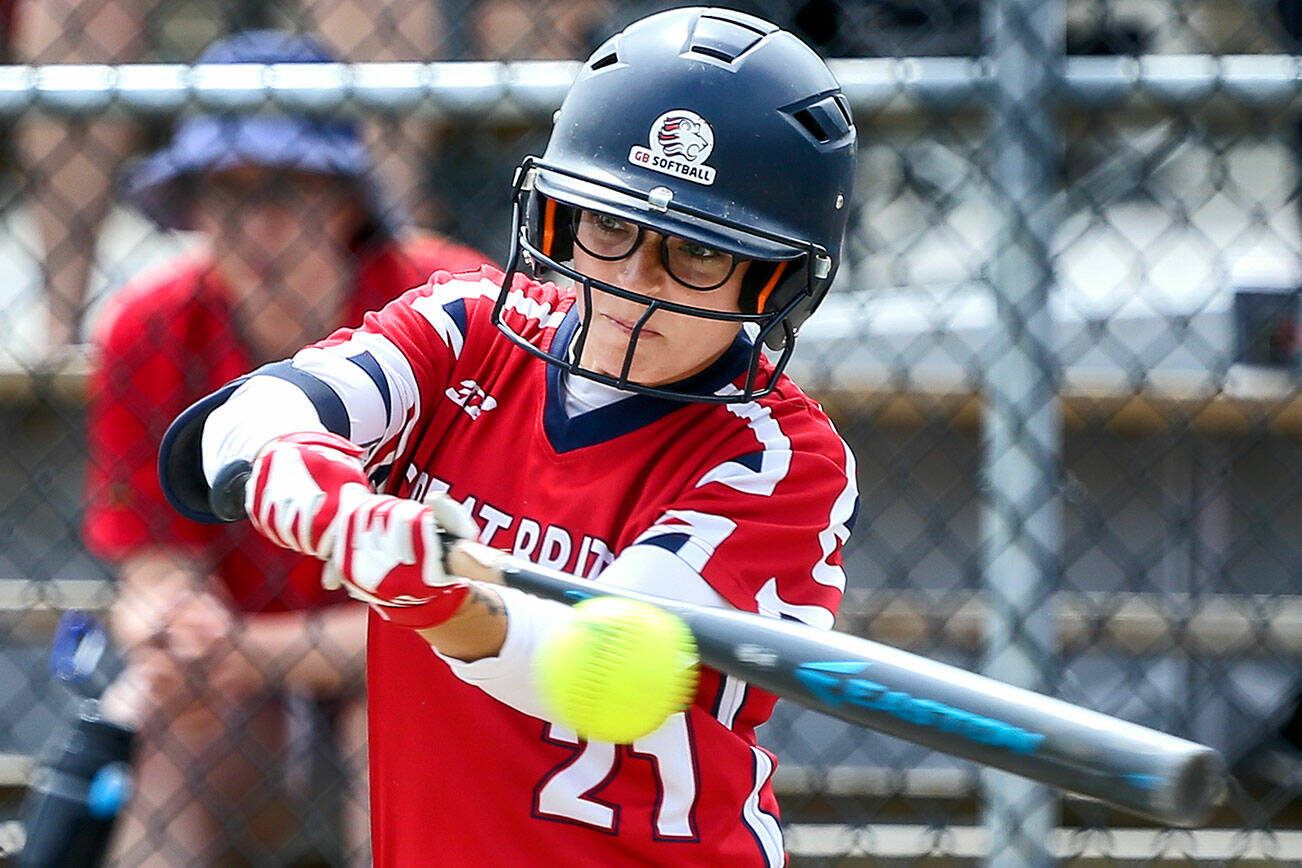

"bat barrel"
[671,602,1227,827]
[1165,748,1226,828]
[490,557,1226,825]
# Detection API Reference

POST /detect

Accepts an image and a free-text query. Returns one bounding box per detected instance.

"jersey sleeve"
[195,270,513,500]
[622,401,858,631]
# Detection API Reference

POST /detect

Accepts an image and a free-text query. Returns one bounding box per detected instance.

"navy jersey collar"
[542,308,752,453]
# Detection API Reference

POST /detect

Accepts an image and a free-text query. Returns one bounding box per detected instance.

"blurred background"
[0,0,1301,865]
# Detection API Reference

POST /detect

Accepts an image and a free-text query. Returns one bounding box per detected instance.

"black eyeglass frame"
[569,208,742,292]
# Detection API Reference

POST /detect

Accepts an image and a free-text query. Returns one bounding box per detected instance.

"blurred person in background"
[80,29,489,867]
[13,0,442,355]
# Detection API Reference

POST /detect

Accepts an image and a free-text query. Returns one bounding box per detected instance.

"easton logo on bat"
[795,661,1045,755]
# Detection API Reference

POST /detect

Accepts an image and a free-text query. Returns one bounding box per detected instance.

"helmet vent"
[687,14,768,64]
[788,95,853,144]
[589,51,618,71]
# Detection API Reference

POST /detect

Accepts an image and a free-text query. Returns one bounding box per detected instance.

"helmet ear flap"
[525,192,575,274]
[740,259,816,351]
[739,260,794,315]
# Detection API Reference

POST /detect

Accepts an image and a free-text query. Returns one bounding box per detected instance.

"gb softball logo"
[628,110,717,186]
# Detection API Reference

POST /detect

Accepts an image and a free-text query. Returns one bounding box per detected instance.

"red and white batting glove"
[247,432,476,630]
[320,493,475,630]
[246,431,371,559]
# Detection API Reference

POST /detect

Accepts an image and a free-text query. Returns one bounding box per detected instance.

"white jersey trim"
[743,747,785,868]
[694,401,792,497]
[811,437,857,593]
[505,294,566,331]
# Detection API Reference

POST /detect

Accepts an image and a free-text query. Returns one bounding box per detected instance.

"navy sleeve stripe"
[260,360,351,439]
[641,532,691,554]
[445,297,468,341]
[347,350,392,427]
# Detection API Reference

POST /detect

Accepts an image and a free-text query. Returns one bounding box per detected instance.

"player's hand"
[246,431,371,559]
[319,493,477,630]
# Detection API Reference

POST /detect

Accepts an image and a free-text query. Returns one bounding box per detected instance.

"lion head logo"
[650,111,715,163]
[656,116,712,161]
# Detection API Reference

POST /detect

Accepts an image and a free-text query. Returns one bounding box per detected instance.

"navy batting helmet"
[496,6,857,402]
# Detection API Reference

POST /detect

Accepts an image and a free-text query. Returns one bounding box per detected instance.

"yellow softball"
[536,596,699,744]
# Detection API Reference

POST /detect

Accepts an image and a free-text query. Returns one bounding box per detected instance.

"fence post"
[982,0,1065,864]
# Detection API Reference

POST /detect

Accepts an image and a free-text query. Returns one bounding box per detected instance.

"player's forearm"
[240,604,368,693]
[414,583,509,661]
[201,376,329,485]
[420,583,574,722]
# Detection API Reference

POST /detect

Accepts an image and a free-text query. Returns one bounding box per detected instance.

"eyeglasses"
[571,209,740,291]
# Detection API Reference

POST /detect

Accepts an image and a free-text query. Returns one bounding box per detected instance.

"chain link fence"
[0,0,1300,865]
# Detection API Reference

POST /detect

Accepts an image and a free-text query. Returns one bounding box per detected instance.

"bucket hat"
[125,30,403,238]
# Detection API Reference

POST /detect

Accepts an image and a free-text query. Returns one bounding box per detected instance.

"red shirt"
[304,270,856,865]
[84,236,490,612]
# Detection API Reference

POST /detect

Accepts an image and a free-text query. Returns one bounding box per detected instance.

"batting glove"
[320,494,476,630]
[247,432,476,630]
[246,431,371,559]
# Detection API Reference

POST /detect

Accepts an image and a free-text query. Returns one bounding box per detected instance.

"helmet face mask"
[493,6,856,404]
[496,158,810,402]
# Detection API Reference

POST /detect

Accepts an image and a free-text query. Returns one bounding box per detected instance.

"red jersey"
[84,236,491,612]
[302,268,858,865]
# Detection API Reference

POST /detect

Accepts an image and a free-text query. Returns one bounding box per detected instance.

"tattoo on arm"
[469,586,507,619]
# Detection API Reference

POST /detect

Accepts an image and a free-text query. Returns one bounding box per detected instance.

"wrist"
[329,494,471,630]
[370,583,472,630]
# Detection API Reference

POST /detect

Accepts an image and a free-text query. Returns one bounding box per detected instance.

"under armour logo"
[445,379,498,419]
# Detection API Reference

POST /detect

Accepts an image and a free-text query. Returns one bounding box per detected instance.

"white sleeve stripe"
[632,509,737,575]
[756,577,836,630]
[693,401,792,496]
[296,335,422,454]
[742,748,785,868]
[596,544,729,608]
[407,274,503,358]
[411,294,466,358]
[410,277,566,352]
[424,274,501,304]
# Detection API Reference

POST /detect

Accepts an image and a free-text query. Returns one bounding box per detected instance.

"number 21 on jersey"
[534,712,698,839]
